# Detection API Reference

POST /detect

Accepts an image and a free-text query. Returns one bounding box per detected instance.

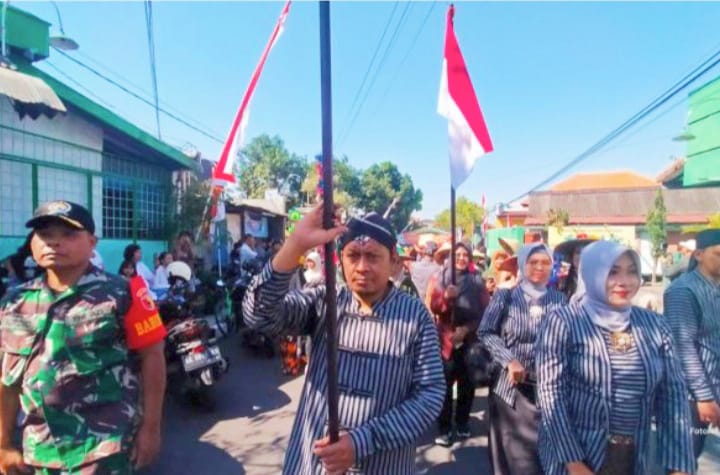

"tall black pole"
[450,186,457,286]
[319,0,340,444]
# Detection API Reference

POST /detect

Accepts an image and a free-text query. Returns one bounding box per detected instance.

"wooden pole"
[319,0,340,444]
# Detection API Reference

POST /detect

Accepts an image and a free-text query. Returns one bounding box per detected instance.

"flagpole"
[450,186,456,286]
[319,0,340,444]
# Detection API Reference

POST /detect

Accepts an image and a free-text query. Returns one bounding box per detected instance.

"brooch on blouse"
[610,331,635,352]
[529,305,544,319]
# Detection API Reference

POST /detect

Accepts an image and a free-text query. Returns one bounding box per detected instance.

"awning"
[0,64,66,119]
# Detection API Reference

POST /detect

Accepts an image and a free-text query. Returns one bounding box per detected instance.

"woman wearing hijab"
[429,242,489,446]
[303,251,324,288]
[280,250,323,376]
[536,240,695,475]
[479,242,567,475]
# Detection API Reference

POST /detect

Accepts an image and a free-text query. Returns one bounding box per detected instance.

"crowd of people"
[243,205,719,475]
[0,199,718,475]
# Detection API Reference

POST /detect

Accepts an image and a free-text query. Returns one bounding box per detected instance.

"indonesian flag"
[212,0,291,184]
[437,4,493,189]
[481,192,489,237]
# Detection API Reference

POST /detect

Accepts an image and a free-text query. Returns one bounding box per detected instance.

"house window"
[0,159,32,236]
[101,156,170,240]
[135,182,166,239]
[102,177,134,239]
[38,166,88,208]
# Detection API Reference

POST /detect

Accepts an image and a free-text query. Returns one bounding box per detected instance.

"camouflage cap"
[26,200,95,234]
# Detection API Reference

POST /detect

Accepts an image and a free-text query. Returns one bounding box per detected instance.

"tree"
[355,162,423,232]
[546,208,570,232]
[166,176,210,244]
[434,197,485,239]
[235,134,308,209]
[645,189,667,284]
[301,155,362,209]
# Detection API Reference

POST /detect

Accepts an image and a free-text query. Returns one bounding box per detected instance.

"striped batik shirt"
[478,286,567,407]
[243,263,445,475]
[664,269,720,402]
[536,303,695,475]
[600,328,646,436]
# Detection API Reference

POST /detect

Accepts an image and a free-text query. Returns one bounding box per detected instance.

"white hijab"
[579,240,641,332]
[517,243,553,301]
[304,251,323,287]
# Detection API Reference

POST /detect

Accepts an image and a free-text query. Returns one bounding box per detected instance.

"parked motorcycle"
[232,258,276,359]
[159,261,229,410]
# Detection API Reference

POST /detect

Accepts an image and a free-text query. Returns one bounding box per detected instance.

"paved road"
[145,324,720,474]
[143,338,490,475]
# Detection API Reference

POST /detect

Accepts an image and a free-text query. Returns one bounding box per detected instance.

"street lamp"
[2,1,78,61]
[48,1,79,51]
[672,96,720,142]
[672,128,695,142]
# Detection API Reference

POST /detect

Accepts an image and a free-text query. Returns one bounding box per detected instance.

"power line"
[144,0,162,139]
[370,1,437,120]
[338,1,413,147]
[47,60,184,144]
[505,47,720,204]
[44,60,120,113]
[73,49,217,134]
[335,2,399,144]
[52,48,224,144]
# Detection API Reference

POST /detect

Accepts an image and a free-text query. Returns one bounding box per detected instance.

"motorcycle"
[232,258,276,359]
[159,262,229,410]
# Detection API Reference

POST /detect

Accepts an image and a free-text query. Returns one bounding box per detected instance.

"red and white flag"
[437,4,493,189]
[212,0,291,184]
[481,192,489,237]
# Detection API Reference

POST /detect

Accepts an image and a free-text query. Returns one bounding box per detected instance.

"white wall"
[0,99,104,235]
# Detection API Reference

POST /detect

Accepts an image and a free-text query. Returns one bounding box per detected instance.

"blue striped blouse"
[600,328,645,436]
[664,269,720,403]
[243,263,446,475]
[536,303,696,475]
[478,286,567,407]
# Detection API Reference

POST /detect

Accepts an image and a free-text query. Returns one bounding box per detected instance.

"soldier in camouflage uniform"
[0,201,167,475]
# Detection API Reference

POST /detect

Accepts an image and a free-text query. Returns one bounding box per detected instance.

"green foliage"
[646,189,667,259]
[301,155,362,209]
[236,134,307,209]
[166,176,210,244]
[434,197,485,238]
[355,162,423,233]
[546,208,570,232]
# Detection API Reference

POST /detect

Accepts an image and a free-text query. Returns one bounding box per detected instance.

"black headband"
[338,214,397,252]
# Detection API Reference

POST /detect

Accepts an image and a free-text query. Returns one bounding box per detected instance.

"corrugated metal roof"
[228,198,287,217]
[550,171,657,192]
[525,187,720,226]
[14,59,193,169]
[0,65,66,119]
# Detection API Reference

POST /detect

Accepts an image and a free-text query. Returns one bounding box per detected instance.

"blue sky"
[17,1,720,218]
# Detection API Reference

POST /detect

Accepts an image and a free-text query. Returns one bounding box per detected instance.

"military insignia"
[136,287,156,311]
[610,331,634,352]
[529,305,544,319]
[46,201,72,214]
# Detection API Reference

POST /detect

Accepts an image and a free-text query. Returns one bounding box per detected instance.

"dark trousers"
[438,347,475,433]
[488,391,542,475]
[597,442,635,475]
[690,400,709,459]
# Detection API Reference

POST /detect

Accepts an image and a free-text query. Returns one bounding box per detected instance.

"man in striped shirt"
[664,228,720,459]
[243,207,445,475]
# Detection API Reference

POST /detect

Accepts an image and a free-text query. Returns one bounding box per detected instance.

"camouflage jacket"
[0,267,141,469]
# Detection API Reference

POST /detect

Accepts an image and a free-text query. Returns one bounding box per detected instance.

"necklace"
[529,305,544,319]
[610,331,635,352]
